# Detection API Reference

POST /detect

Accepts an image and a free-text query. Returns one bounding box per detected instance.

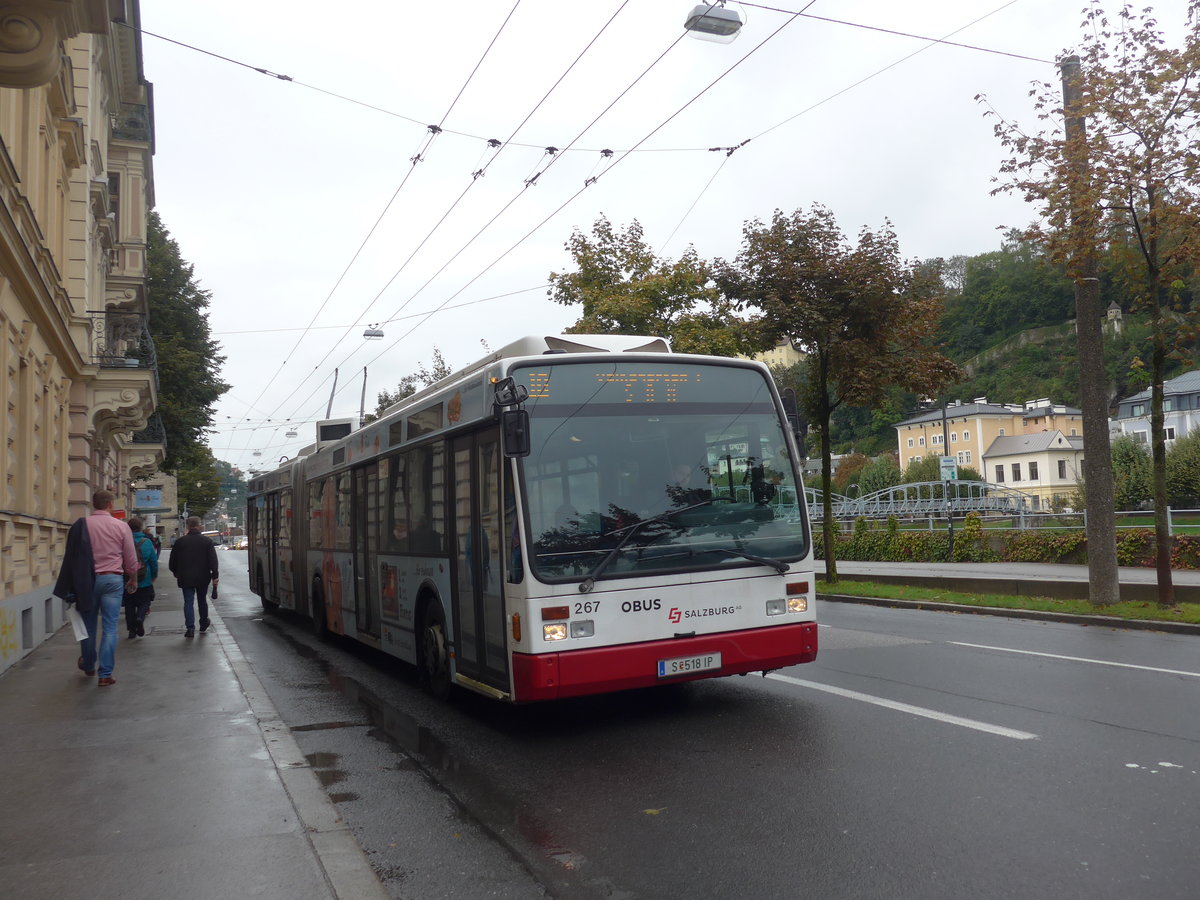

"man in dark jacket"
[168,517,219,638]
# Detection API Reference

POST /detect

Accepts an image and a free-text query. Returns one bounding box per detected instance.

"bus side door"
[352,464,381,638]
[450,431,508,692]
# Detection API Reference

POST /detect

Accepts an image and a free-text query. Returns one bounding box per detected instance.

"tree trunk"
[1061,56,1120,607]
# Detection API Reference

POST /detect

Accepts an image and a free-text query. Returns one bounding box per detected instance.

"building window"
[962,430,970,442]
[964,451,972,464]
[932,434,942,445]
[1029,461,1039,480]
[995,465,1004,483]
[1133,431,1148,443]
[957,452,964,464]
[950,432,958,443]
[998,428,1005,436]
[1166,426,1176,440]
[907,438,914,448]
[1070,428,1078,436]
[1012,463,1022,481]
[912,455,922,463]
[1132,403,1145,416]
[1058,459,1067,479]
[919,437,925,447]
[1164,398,1174,411]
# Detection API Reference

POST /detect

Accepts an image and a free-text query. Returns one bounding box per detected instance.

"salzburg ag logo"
[668,607,682,624]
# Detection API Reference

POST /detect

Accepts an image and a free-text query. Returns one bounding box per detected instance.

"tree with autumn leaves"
[548,216,747,357]
[984,0,1200,606]
[714,206,959,581]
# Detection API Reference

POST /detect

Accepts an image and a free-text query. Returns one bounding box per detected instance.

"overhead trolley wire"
[272,1,650,424]
[222,2,525,467]
[303,2,812,421]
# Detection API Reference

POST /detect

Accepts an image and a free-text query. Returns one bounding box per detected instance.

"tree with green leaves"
[715,205,959,581]
[145,211,229,475]
[856,454,904,496]
[1109,434,1153,511]
[1166,427,1200,508]
[548,216,745,356]
[175,445,222,520]
[984,0,1200,605]
[364,348,452,423]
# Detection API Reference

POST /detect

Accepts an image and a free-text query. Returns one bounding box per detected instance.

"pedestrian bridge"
[804,481,1039,522]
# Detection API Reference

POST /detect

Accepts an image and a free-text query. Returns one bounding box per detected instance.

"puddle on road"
[271,623,584,889]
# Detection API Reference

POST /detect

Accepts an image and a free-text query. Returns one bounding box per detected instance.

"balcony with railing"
[88,309,159,390]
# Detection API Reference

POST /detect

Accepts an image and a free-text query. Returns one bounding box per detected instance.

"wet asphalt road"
[213,555,1200,899]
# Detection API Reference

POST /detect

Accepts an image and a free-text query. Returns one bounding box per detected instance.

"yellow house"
[0,1,160,674]
[894,398,1083,475]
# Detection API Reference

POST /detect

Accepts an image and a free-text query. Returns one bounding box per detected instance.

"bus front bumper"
[510,621,818,702]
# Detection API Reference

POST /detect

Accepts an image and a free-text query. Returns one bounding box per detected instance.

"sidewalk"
[0,581,387,900]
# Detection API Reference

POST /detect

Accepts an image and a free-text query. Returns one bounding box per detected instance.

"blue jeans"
[80,574,124,678]
[182,583,210,630]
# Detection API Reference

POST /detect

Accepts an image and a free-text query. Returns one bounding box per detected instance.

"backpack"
[134,534,150,582]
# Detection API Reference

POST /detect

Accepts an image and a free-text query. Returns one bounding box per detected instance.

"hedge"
[814,515,1200,570]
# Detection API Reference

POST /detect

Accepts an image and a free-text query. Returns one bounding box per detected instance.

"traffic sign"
[939,456,958,481]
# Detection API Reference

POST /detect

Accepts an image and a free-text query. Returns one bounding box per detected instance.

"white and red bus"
[247,334,817,702]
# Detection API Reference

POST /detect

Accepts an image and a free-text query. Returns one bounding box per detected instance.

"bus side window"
[388,453,409,552]
[307,480,326,549]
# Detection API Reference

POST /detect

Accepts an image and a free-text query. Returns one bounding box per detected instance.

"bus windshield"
[515,359,808,583]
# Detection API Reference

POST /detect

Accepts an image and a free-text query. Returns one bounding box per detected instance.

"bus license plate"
[658,652,722,678]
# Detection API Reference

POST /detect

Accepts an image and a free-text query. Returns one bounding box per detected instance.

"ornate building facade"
[0,0,161,673]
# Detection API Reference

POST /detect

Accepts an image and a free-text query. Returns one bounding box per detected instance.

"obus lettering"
[621,598,661,613]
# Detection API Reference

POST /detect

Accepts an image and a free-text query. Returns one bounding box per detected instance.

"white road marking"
[948,642,1200,679]
[766,673,1039,740]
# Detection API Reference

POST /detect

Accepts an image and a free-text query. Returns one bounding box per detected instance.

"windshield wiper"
[703,547,789,574]
[578,499,718,594]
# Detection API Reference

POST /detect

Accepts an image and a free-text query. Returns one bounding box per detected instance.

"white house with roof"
[1114,370,1200,446]
[983,431,1086,511]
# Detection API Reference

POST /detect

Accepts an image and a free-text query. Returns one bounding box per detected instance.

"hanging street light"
[683,2,742,43]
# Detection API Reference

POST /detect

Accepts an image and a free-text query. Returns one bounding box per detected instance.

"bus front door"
[450,432,509,693]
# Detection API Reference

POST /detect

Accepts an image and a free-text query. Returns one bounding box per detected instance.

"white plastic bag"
[65,605,88,641]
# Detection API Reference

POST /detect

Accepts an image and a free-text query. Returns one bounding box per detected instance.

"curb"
[817,592,1200,636]
[213,613,389,900]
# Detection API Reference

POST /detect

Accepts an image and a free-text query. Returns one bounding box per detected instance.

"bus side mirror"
[502,408,530,458]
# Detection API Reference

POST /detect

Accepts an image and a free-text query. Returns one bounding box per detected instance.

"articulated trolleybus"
[247,334,817,702]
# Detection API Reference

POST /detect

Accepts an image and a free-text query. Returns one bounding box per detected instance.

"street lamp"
[684,2,742,43]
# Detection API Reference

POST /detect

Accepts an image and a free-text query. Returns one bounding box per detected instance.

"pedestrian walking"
[168,516,219,638]
[124,516,158,638]
[53,489,139,686]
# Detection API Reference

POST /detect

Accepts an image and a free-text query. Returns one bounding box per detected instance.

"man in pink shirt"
[60,489,139,685]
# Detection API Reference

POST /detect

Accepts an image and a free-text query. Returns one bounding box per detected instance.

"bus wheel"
[311,576,329,640]
[419,601,451,699]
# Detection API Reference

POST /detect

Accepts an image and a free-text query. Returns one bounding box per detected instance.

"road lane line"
[948,642,1200,678]
[766,673,1039,740]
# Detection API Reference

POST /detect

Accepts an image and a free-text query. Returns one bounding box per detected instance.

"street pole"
[942,399,954,557]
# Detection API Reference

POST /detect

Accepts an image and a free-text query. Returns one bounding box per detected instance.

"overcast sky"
[137,0,1192,473]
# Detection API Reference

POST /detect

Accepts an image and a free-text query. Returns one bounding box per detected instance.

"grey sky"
[137,0,1192,471]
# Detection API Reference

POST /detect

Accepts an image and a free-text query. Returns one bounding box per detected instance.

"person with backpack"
[125,517,158,638]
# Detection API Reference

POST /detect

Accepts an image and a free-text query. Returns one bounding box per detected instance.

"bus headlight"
[765,599,786,616]
[543,623,568,641]
[787,596,808,614]
[570,620,594,638]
